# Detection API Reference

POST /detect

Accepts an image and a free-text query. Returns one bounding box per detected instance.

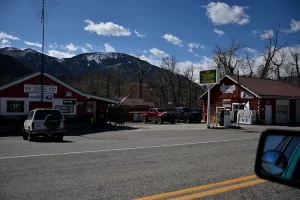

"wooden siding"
[201,77,259,123]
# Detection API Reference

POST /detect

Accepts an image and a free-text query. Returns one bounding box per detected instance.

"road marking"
[171,179,267,200]
[134,175,258,200]
[0,137,258,160]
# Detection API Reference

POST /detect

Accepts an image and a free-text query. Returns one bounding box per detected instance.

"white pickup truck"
[23,108,67,142]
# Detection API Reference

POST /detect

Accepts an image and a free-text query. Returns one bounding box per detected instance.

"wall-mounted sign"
[199,69,220,85]
[28,93,53,102]
[55,105,74,113]
[24,84,57,94]
[220,85,236,93]
[6,101,24,112]
[240,91,254,99]
[66,91,72,97]
[223,99,232,108]
[63,100,76,105]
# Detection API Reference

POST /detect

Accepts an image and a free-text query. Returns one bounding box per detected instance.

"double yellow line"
[134,175,267,200]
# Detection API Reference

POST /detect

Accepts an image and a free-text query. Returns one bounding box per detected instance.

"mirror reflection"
[260,135,300,182]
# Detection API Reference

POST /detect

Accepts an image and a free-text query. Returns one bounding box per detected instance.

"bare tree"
[213,37,245,76]
[288,47,300,86]
[258,24,287,79]
[132,56,149,98]
[105,68,114,97]
[271,49,286,80]
[161,56,178,106]
[183,65,194,107]
[112,66,123,97]
[243,51,255,77]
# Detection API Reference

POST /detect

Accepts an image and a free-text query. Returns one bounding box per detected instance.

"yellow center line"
[170,179,267,200]
[134,175,258,200]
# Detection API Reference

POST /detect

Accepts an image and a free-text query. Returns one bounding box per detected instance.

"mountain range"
[0,47,159,83]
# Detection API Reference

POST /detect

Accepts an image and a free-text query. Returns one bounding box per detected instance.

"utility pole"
[40,0,45,103]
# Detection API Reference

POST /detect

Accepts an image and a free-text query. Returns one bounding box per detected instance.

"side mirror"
[255,129,300,189]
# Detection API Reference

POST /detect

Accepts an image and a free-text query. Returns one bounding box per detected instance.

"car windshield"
[34,110,63,120]
[157,108,167,112]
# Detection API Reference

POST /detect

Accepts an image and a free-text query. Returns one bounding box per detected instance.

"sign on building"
[24,84,57,94]
[240,91,254,99]
[223,99,232,109]
[220,84,236,93]
[199,69,220,85]
[6,101,24,112]
[55,105,74,113]
[28,93,54,102]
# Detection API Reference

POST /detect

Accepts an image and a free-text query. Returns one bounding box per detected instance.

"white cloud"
[162,34,183,46]
[85,43,93,49]
[260,29,274,40]
[204,2,250,25]
[81,47,88,53]
[84,20,131,37]
[214,28,225,36]
[195,54,200,57]
[134,30,146,38]
[244,47,257,53]
[1,39,10,45]
[24,41,42,48]
[285,19,300,33]
[104,43,116,52]
[187,43,204,52]
[252,30,260,37]
[142,50,148,53]
[149,48,169,57]
[62,43,78,52]
[48,50,75,58]
[49,43,58,49]
[0,31,19,40]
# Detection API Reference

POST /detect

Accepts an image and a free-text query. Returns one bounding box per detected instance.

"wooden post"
[109,104,112,125]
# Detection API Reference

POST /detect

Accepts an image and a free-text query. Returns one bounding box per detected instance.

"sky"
[1,0,300,72]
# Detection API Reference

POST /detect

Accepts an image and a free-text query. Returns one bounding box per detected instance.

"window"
[157,108,167,112]
[6,101,24,113]
[34,110,63,120]
[55,105,75,114]
[27,111,34,120]
[182,108,192,112]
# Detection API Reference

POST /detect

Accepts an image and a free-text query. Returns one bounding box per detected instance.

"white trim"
[232,102,246,111]
[199,75,260,99]
[0,72,41,90]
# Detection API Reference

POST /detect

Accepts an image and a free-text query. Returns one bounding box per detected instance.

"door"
[296,100,300,123]
[87,101,97,122]
[276,105,289,124]
[265,105,272,125]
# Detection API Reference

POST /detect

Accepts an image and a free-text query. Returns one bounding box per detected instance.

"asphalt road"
[0,123,300,200]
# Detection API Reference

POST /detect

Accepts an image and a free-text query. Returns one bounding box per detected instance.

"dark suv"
[173,107,202,123]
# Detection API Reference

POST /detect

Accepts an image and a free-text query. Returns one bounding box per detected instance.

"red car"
[142,108,176,124]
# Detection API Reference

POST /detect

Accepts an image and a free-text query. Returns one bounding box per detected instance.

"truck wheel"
[23,129,28,140]
[142,116,148,123]
[170,120,175,124]
[185,117,190,124]
[157,117,162,124]
[54,134,64,142]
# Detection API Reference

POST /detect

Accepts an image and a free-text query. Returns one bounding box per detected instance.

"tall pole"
[41,0,45,103]
[207,84,211,128]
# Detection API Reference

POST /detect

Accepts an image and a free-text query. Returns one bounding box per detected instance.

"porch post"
[109,104,112,125]
[114,103,117,126]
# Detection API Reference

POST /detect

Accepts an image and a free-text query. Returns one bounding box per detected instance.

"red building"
[200,75,300,125]
[0,72,119,123]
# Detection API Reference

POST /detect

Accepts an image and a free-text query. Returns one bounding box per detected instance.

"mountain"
[0,47,157,82]
[0,54,34,85]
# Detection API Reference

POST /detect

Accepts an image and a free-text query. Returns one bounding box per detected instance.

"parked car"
[23,108,67,141]
[142,108,176,124]
[173,107,202,123]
